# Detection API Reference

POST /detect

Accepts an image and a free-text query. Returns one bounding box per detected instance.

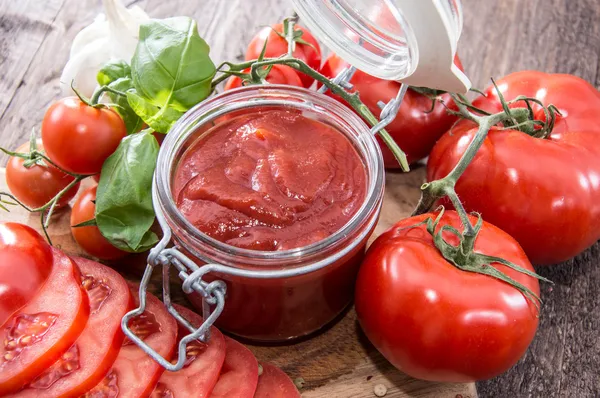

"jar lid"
[291,0,471,93]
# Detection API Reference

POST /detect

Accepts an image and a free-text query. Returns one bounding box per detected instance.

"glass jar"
[155,86,384,342]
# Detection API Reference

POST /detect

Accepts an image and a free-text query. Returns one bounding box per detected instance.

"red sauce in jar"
[173,109,367,251]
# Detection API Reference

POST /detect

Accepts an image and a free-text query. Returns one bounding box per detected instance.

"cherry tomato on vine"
[245,23,321,88]
[355,210,540,382]
[41,97,126,175]
[427,71,600,265]
[320,53,463,168]
[224,65,303,91]
[0,249,89,395]
[0,223,53,326]
[6,139,80,209]
[70,186,126,260]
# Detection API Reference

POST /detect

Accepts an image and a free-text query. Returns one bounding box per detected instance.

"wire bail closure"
[120,67,399,372]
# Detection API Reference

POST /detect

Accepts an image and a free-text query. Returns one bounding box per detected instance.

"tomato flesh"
[355,210,540,382]
[0,248,89,395]
[152,304,226,397]
[0,223,53,326]
[83,286,177,398]
[209,336,258,398]
[253,362,300,398]
[6,140,80,209]
[10,256,132,397]
[71,186,126,261]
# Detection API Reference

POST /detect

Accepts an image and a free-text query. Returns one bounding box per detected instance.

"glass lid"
[291,0,471,93]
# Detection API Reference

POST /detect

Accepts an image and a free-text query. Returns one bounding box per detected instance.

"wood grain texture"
[0,168,477,398]
[0,0,599,397]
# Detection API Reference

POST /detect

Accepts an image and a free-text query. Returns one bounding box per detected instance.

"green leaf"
[71,218,97,228]
[95,131,159,252]
[108,78,144,134]
[131,17,216,113]
[97,60,131,86]
[126,90,183,133]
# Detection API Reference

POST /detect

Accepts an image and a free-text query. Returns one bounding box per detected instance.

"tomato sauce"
[173,109,367,251]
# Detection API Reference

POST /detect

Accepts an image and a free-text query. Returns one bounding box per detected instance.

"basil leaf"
[97,60,131,86]
[108,77,144,134]
[96,131,159,252]
[131,17,216,113]
[126,90,183,133]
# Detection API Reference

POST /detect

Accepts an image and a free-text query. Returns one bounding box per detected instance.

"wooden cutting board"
[0,167,477,398]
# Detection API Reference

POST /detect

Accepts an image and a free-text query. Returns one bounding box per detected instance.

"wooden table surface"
[0,0,599,397]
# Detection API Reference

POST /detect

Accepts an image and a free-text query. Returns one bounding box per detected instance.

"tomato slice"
[0,248,89,395]
[209,336,258,398]
[10,256,133,397]
[151,304,226,397]
[253,362,301,398]
[82,285,177,398]
[0,223,54,326]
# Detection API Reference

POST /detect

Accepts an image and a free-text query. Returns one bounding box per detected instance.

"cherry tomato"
[12,256,132,397]
[224,65,303,91]
[427,71,600,265]
[320,53,463,168]
[355,210,540,382]
[83,285,178,398]
[70,186,126,261]
[6,140,80,209]
[0,249,89,395]
[209,336,259,398]
[0,223,53,326]
[152,304,226,397]
[253,362,300,398]
[245,23,321,88]
[41,97,126,175]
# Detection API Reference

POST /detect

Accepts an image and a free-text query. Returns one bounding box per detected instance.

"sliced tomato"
[82,285,177,398]
[0,249,89,395]
[152,304,226,397]
[254,362,300,398]
[10,257,132,397]
[0,223,54,326]
[209,336,258,398]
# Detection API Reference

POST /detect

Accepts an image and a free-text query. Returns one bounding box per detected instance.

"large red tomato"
[0,223,53,326]
[6,140,80,209]
[321,53,462,168]
[427,71,600,265]
[41,97,126,175]
[355,211,540,382]
[245,23,321,88]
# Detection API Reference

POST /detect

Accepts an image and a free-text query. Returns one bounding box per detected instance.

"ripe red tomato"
[0,223,53,326]
[320,53,463,168]
[13,256,132,397]
[427,71,600,265]
[70,186,126,261]
[209,336,259,398]
[84,286,178,398]
[355,211,540,382]
[6,140,80,209]
[41,97,126,175]
[253,362,300,398]
[152,304,226,397]
[245,23,321,88]
[0,249,89,395]
[224,65,303,91]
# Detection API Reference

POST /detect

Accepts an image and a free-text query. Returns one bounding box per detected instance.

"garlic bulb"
[60,0,149,97]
